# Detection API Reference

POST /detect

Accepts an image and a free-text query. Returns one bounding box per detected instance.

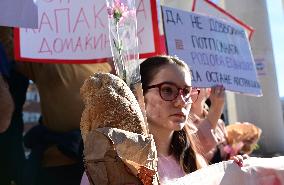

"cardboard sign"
[0,0,38,28]
[162,6,262,96]
[14,0,160,63]
[192,0,254,40]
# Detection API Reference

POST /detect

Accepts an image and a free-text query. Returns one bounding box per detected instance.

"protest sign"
[0,0,38,28]
[192,0,254,39]
[14,0,160,63]
[162,6,262,96]
[192,0,254,40]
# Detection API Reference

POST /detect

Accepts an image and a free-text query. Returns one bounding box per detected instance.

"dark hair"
[140,55,197,173]
[140,55,190,94]
[171,129,197,173]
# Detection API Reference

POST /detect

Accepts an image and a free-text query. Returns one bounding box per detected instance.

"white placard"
[15,0,159,62]
[162,6,262,96]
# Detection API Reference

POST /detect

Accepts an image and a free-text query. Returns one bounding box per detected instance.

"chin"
[172,122,186,131]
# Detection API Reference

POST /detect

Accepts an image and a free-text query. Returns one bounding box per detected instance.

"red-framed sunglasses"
[146,82,200,104]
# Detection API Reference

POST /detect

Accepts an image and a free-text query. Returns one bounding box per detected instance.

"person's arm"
[195,118,219,155]
[206,85,225,129]
[0,75,14,132]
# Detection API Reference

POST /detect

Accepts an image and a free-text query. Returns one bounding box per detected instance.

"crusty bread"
[80,73,147,139]
[226,122,262,154]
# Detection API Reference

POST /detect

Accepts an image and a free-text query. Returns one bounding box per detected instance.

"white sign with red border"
[14,0,160,63]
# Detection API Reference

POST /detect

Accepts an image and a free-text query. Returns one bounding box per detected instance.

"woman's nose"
[174,93,187,107]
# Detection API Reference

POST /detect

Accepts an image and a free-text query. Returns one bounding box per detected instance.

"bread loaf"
[226,122,262,154]
[80,73,147,139]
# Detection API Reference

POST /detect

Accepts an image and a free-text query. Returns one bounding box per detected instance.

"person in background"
[190,86,230,164]
[0,33,29,185]
[1,26,113,185]
[0,46,14,133]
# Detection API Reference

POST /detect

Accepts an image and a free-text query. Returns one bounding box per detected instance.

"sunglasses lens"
[149,82,198,104]
[160,84,178,101]
[181,87,192,102]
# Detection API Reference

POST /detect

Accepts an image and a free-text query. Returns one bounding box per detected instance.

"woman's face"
[144,64,192,133]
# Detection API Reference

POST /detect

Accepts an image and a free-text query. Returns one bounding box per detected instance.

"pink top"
[80,172,89,185]
[158,155,185,184]
[191,112,228,161]
[81,155,186,185]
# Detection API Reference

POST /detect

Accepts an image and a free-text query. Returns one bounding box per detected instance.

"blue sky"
[267,0,284,97]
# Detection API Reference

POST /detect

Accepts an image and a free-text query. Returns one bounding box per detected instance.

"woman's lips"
[171,113,186,120]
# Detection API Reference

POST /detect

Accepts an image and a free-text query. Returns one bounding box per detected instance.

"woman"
[140,55,207,184]
[80,55,242,185]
